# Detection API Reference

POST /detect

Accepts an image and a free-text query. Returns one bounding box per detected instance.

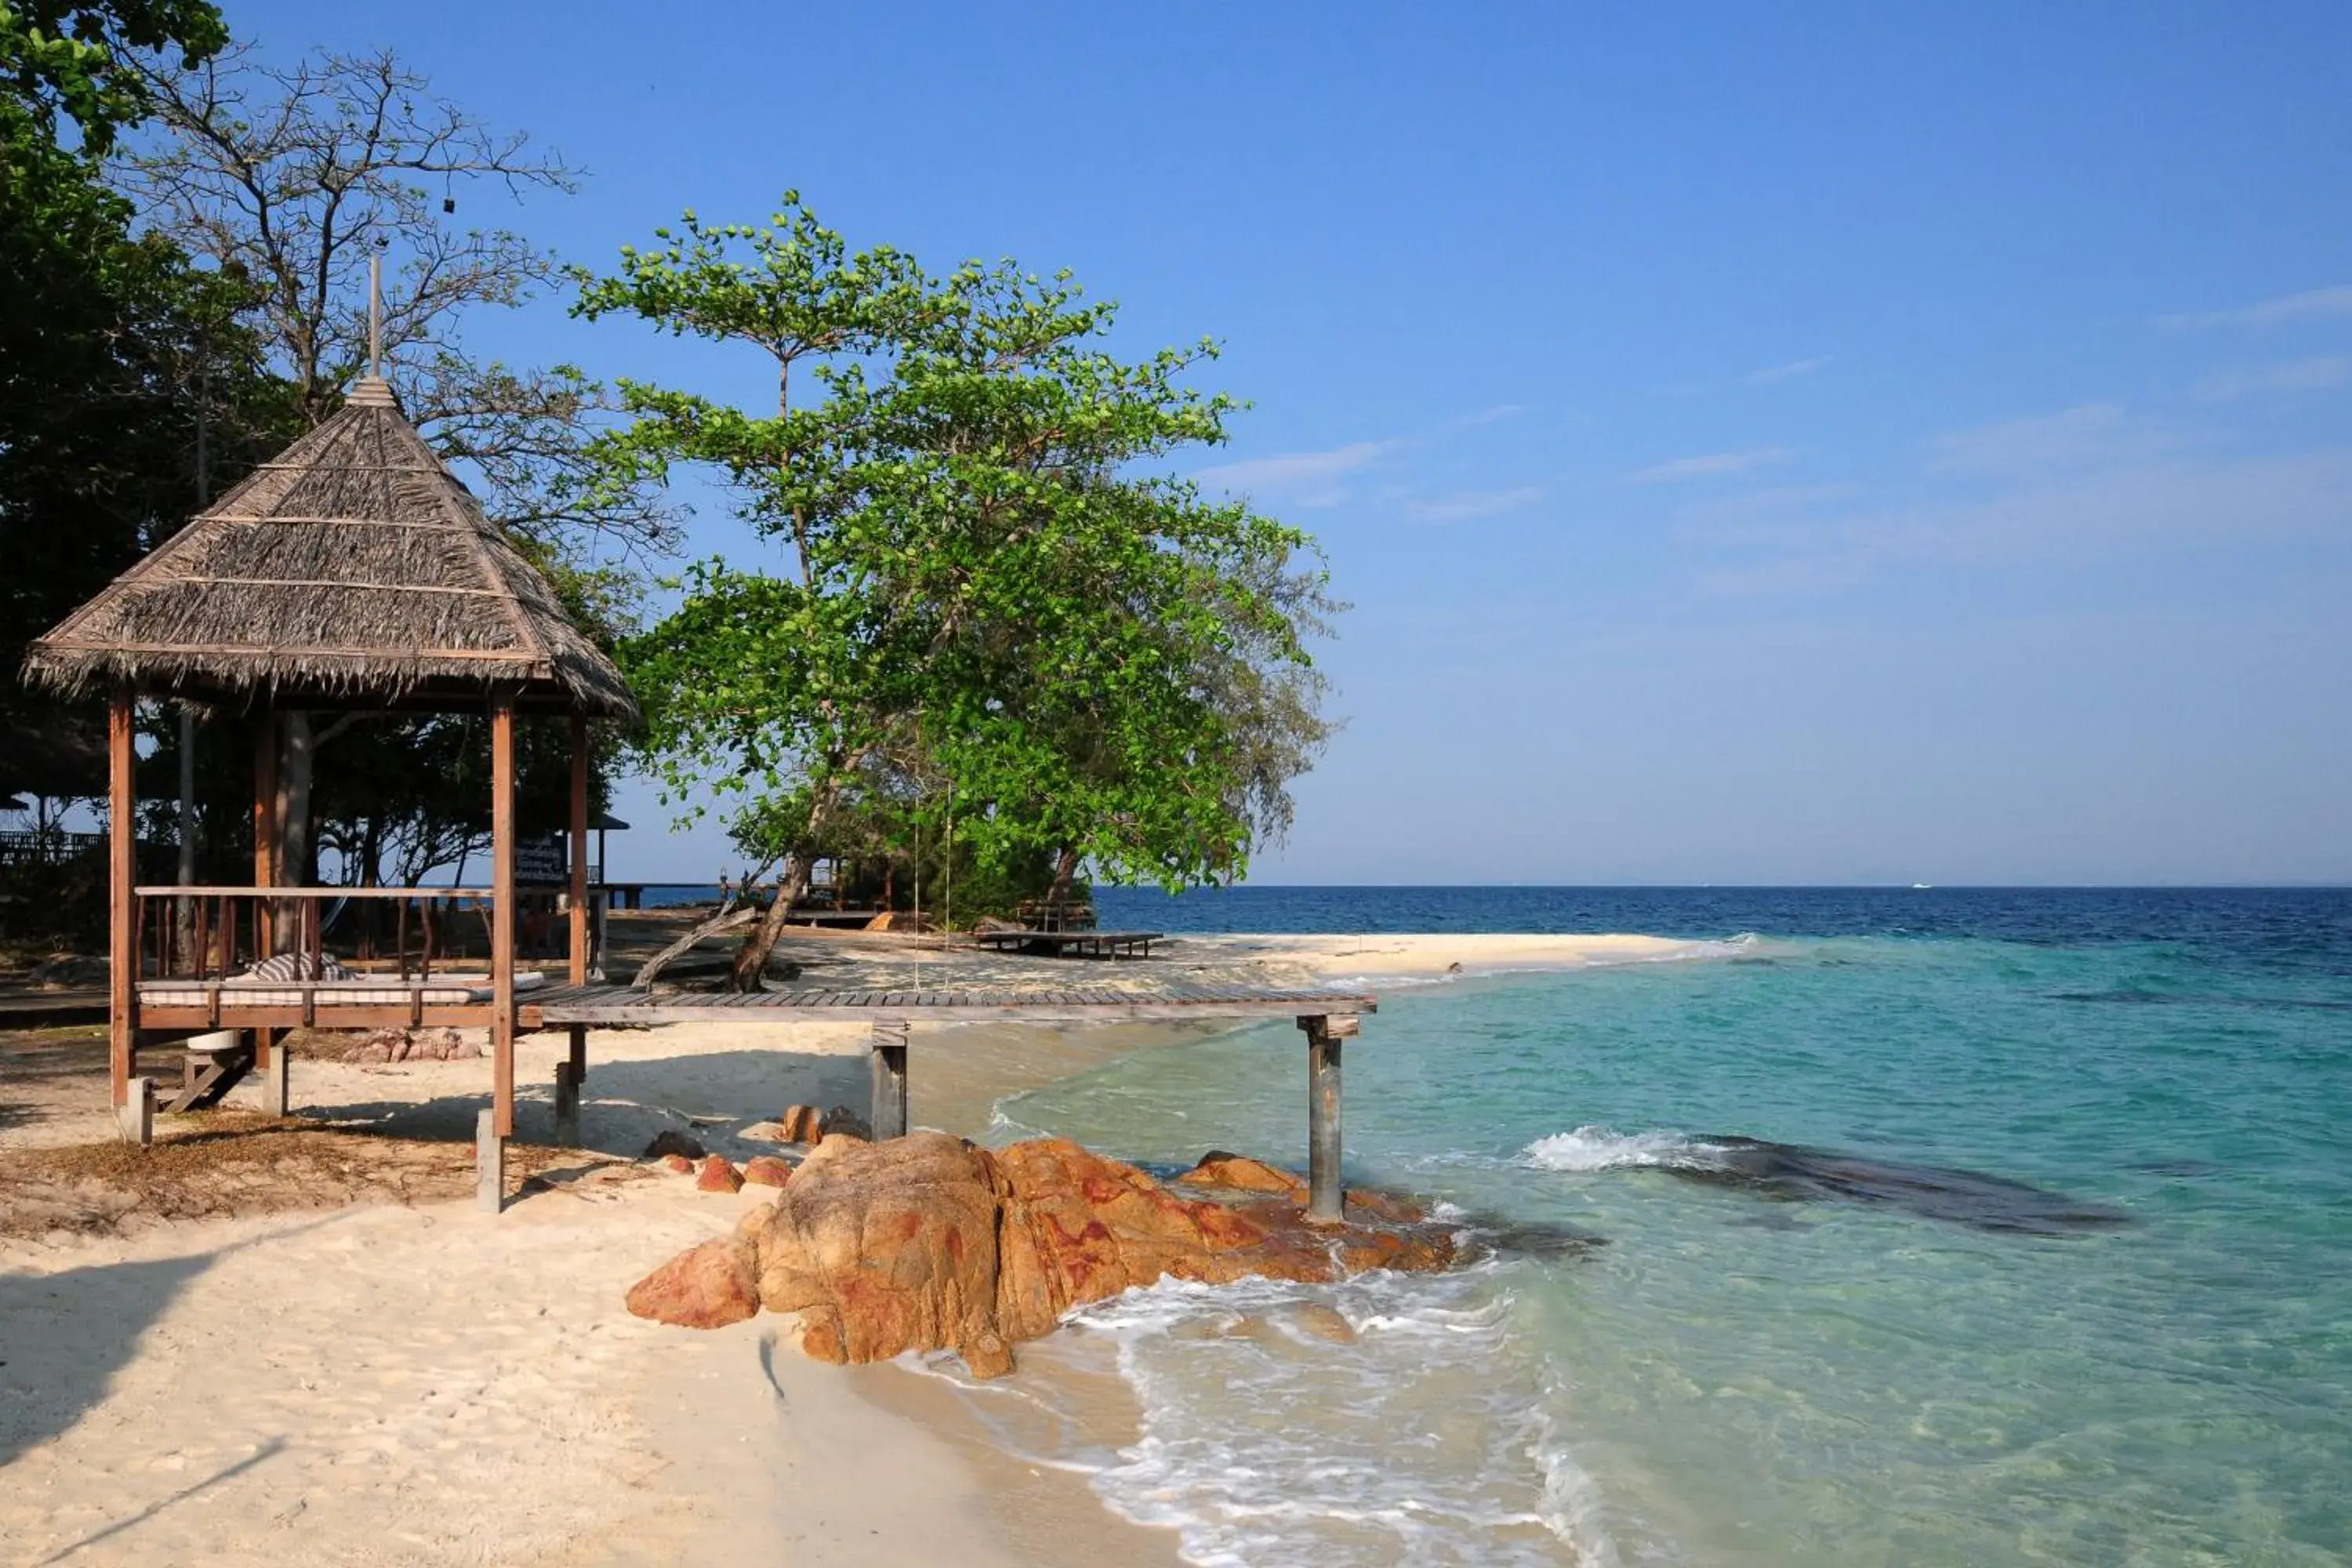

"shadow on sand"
[295,1046,868,1162]
[0,1252,218,1470]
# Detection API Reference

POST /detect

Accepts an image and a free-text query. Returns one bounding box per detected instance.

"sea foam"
[1523,1126,1720,1173]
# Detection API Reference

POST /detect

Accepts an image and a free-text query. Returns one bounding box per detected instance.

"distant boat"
[1911,883,1933,890]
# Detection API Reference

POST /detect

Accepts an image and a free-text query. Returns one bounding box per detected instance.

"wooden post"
[107,688,136,1111]
[870,1018,909,1139]
[476,1107,503,1214]
[1298,1014,1357,1222]
[491,695,517,1139]
[117,1076,154,1147]
[553,1061,581,1146]
[260,1035,290,1118]
[251,713,278,1073]
[566,713,590,1091]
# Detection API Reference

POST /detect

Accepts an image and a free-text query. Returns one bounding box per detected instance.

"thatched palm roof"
[23,379,638,719]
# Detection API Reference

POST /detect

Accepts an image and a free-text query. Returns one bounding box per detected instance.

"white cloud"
[1193,441,1387,507]
[1690,431,2352,597]
[2195,356,2352,402]
[1406,486,1544,524]
[2159,284,2352,331]
[1745,356,1831,386]
[1450,404,1526,427]
[1627,447,1793,485]
[1924,404,2158,477]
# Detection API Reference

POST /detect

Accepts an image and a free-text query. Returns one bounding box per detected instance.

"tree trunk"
[1047,846,1083,908]
[729,779,845,992]
[730,844,818,992]
[275,712,314,887]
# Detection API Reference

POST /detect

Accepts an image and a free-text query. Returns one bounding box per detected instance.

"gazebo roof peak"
[22,383,638,720]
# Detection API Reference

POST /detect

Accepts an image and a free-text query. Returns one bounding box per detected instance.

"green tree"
[577,196,1337,985]
[2,0,225,152]
[2,0,281,739]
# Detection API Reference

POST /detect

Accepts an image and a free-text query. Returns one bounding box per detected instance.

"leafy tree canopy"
[576,195,1338,982]
[1,0,224,150]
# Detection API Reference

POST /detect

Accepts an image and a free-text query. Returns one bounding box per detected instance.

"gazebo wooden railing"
[132,884,510,983]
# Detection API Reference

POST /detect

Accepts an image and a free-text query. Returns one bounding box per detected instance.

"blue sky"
[227,2,2351,884]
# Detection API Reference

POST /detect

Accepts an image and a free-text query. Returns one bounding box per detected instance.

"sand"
[0,930,1694,1565]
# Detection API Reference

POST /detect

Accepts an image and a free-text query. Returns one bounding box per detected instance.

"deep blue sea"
[971,887,2352,1566]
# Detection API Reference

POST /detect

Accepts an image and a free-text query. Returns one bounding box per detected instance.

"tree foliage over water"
[577,195,1338,982]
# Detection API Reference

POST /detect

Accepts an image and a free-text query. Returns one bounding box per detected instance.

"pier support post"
[1298,1014,1356,1222]
[477,1109,504,1214]
[553,1060,582,1147]
[260,1036,290,1118]
[117,1076,154,1147]
[870,1018,909,1139]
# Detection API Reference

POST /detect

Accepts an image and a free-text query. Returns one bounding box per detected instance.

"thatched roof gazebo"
[22,370,636,1204]
[24,377,635,718]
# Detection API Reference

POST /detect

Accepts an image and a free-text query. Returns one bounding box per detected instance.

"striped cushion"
[242,951,356,982]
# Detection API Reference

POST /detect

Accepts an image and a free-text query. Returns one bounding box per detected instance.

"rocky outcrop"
[624,1236,760,1328]
[1180,1150,1309,1200]
[644,1130,706,1162]
[819,1106,871,1142]
[695,1155,744,1193]
[774,1104,869,1144]
[626,1133,1455,1377]
[335,1027,483,1064]
[742,1156,792,1187]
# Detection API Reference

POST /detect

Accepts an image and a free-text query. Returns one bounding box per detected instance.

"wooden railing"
[0,829,107,867]
[133,885,500,982]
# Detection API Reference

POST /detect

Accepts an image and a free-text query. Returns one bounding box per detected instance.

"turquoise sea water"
[987,890,2352,1566]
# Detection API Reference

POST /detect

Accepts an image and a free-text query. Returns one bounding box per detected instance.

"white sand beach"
[0,931,1699,1565]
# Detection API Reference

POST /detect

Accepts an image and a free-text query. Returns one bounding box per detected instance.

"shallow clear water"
[996,890,2352,1566]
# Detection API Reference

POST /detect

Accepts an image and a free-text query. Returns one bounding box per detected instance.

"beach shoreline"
[0,931,1700,1566]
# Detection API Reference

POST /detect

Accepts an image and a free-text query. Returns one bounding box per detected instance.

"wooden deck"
[521,982,1372,1026]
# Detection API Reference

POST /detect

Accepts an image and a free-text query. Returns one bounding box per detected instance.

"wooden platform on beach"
[521,981,1370,1026]
[967,928,1164,959]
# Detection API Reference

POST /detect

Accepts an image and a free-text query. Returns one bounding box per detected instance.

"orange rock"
[742,1156,792,1187]
[777,1105,823,1144]
[695,1155,744,1193]
[623,1134,1456,1379]
[1178,1150,1308,1201]
[657,1153,695,1175]
[625,1237,760,1329]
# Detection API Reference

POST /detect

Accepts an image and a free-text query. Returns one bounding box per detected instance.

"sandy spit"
[0,929,1696,1565]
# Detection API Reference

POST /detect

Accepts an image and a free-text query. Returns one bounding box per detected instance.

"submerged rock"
[626,1133,1457,1376]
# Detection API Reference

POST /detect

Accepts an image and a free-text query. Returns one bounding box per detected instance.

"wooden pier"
[528,982,1373,1221]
